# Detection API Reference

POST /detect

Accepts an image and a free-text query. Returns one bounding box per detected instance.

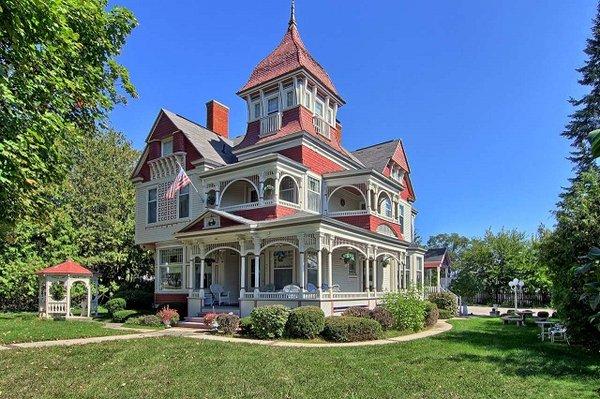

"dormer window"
[285,89,295,108]
[161,138,173,157]
[267,96,279,114]
[315,99,324,118]
[252,101,262,120]
[304,91,312,110]
[326,108,334,125]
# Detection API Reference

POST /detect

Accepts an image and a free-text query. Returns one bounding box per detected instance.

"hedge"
[427,292,459,317]
[112,309,138,323]
[424,301,439,327]
[321,316,382,342]
[250,305,290,339]
[285,306,325,338]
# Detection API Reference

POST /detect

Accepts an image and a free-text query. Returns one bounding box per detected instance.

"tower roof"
[238,7,340,98]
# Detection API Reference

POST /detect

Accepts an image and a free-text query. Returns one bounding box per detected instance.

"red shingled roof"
[238,21,339,97]
[36,259,93,276]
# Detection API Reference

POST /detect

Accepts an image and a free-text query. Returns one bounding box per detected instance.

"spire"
[289,0,296,27]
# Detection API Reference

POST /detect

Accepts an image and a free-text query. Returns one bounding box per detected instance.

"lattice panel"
[157,182,177,222]
[332,236,368,254]
[261,236,298,248]
[206,242,240,253]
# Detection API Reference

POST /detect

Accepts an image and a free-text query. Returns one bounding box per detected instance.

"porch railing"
[241,291,387,301]
[47,301,67,314]
[220,201,261,212]
[313,115,330,138]
[327,209,369,217]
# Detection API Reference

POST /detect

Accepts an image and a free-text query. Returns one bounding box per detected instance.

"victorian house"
[132,6,425,317]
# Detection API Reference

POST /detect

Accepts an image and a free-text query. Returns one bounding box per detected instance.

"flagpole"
[174,159,200,194]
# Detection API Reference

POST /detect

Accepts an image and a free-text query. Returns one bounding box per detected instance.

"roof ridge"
[353,139,399,152]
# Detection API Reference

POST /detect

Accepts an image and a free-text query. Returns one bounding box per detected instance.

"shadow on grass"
[432,318,600,381]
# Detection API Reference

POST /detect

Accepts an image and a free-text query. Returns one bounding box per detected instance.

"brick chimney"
[206,100,229,138]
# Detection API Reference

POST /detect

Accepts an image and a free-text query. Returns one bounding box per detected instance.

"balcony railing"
[313,115,330,138]
[327,209,369,217]
[260,113,282,136]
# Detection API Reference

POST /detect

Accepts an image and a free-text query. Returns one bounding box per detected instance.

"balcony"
[260,113,282,136]
[313,115,330,138]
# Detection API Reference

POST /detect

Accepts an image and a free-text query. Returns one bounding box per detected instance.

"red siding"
[235,205,297,221]
[278,145,344,174]
[206,100,229,138]
[334,214,404,240]
[154,293,187,304]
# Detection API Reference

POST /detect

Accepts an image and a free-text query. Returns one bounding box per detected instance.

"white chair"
[209,284,231,305]
[549,324,570,344]
[282,284,301,293]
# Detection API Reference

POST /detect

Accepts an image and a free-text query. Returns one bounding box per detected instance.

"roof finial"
[289,0,296,27]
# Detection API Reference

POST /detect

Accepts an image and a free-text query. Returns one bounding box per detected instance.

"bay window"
[398,204,405,233]
[158,248,183,290]
[267,96,279,114]
[307,177,320,212]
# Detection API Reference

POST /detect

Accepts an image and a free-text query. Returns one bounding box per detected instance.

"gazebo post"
[45,278,51,318]
[86,281,92,318]
[65,277,71,318]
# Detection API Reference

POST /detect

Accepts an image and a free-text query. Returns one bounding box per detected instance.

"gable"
[178,210,252,234]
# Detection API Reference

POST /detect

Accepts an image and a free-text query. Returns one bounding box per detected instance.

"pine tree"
[563,3,600,174]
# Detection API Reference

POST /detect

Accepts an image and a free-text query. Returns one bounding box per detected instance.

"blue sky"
[108,1,597,241]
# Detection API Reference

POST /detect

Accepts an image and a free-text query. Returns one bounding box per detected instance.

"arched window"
[376,224,397,238]
[279,176,298,203]
[378,193,393,218]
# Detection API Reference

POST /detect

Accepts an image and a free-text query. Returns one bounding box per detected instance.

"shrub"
[321,316,382,342]
[112,309,138,323]
[537,311,549,319]
[239,316,253,337]
[216,313,240,335]
[250,305,290,339]
[203,312,218,327]
[115,288,153,310]
[342,306,371,318]
[125,314,163,327]
[105,298,126,316]
[382,291,426,332]
[438,309,453,319]
[369,306,394,330]
[424,301,439,327]
[156,305,179,325]
[427,292,459,316]
[285,306,325,338]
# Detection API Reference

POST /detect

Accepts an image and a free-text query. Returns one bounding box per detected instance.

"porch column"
[254,254,260,296]
[199,258,205,292]
[317,249,323,294]
[327,249,333,297]
[372,258,378,293]
[299,251,305,290]
[437,266,441,290]
[240,254,246,295]
[365,258,370,292]
[187,259,194,291]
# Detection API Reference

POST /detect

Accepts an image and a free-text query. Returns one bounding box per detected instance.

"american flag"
[165,167,191,199]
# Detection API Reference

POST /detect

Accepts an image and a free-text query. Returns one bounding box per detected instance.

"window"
[247,187,258,203]
[307,177,320,212]
[416,257,423,287]
[250,257,259,288]
[398,204,405,233]
[315,100,324,117]
[147,188,157,224]
[158,247,183,290]
[273,250,293,290]
[253,102,261,119]
[379,195,393,218]
[376,224,397,238]
[306,252,318,288]
[279,176,298,203]
[161,139,173,156]
[193,258,213,289]
[304,91,312,109]
[267,97,279,114]
[285,90,295,108]
[326,108,334,125]
[178,185,189,218]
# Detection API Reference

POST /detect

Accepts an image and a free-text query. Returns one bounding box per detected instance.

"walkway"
[0,320,452,350]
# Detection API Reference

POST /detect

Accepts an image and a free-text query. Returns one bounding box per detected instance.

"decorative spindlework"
[261,235,299,250]
[149,153,186,180]
[332,236,368,255]
[157,181,177,222]
[205,241,241,256]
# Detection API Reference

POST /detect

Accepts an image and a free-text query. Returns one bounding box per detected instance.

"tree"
[589,129,600,158]
[540,169,600,346]
[575,247,600,329]
[0,0,137,234]
[562,3,600,175]
[426,233,470,261]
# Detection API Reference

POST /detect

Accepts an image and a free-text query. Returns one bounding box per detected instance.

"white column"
[372,259,378,293]
[299,251,305,290]
[188,259,194,291]
[240,254,246,295]
[45,279,50,317]
[199,259,205,291]
[317,249,323,294]
[86,282,92,318]
[254,254,260,296]
[65,279,71,318]
[437,266,441,290]
[327,249,333,297]
[365,258,370,292]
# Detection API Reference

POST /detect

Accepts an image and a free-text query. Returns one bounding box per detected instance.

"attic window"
[161,138,173,156]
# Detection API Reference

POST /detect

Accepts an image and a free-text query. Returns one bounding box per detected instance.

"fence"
[472,291,551,307]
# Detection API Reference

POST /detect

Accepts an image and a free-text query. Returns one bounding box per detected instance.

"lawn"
[0,312,131,344]
[0,317,598,398]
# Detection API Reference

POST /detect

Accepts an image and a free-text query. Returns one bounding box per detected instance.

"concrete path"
[0,320,452,350]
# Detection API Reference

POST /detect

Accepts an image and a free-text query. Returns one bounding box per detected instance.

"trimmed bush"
[369,306,394,330]
[105,298,126,316]
[342,306,371,318]
[438,309,453,319]
[382,291,426,332]
[427,292,459,317]
[424,301,439,327]
[250,305,290,339]
[537,311,549,319]
[285,306,325,338]
[112,309,138,323]
[125,314,163,327]
[321,316,382,342]
[216,313,240,335]
[239,316,253,337]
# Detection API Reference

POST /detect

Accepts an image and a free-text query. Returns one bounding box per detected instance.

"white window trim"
[177,185,190,219]
[266,94,280,115]
[161,138,173,157]
[284,87,296,109]
[251,100,262,121]
[147,187,158,224]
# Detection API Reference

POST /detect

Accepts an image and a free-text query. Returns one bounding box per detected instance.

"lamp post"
[508,278,524,311]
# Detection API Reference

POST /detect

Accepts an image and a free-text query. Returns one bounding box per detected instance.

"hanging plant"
[341,251,356,267]
[380,257,391,268]
[205,258,216,266]
[274,250,287,263]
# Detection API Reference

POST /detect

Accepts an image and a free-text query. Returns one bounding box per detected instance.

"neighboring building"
[131,5,425,317]
[424,247,451,291]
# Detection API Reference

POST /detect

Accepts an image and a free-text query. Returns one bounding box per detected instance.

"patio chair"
[203,292,214,307]
[549,324,570,345]
[321,283,340,292]
[282,284,301,293]
[306,283,318,292]
[209,284,231,305]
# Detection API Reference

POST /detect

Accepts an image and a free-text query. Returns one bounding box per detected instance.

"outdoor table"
[535,320,554,341]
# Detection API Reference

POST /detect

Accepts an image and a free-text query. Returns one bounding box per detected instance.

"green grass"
[0,312,131,344]
[0,317,598,398]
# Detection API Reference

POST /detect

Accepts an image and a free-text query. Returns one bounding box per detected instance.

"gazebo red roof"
[36,259,93,276]
[238,18,339,98]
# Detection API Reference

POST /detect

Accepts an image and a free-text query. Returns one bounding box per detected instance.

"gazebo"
[37,259,96,318]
